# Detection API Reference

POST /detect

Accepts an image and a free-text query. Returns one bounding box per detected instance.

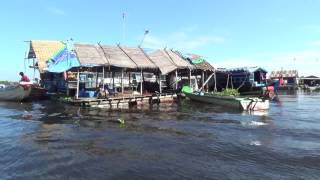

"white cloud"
[48,7,68,17]
[142,31,226,51]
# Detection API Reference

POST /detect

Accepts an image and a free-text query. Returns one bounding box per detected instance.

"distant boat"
[185,92,269,111]
[0,83,32,101]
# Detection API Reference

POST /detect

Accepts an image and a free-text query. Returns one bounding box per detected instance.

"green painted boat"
[185,92,269,111]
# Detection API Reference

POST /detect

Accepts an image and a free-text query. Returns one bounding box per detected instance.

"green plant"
[212,88,240,97]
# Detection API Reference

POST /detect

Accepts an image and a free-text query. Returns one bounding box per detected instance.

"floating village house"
[299,75,320,87]
[269,70,299,87]
[215,67,268,92]
[27,40,215,106]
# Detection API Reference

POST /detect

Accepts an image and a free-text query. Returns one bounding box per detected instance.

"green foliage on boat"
[211,88,240,97]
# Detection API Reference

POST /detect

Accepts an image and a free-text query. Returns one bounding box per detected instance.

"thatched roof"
[119,46,157,69]
[74,43,108,66]
[100,45,137,69]
[28,40,65,72]
[164,49,194,69]
[147,50,177,75]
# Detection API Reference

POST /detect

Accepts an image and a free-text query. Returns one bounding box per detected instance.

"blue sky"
[1,0,320,81]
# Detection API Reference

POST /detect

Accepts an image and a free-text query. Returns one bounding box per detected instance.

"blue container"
[87,91,95,97]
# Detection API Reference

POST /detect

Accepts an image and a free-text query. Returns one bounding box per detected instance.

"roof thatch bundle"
[164,49,194,69]
[119,46,157,69]
[28,40,65,72]
[100,45,137,69]
[74,43,108,66]
[147,50,178,75]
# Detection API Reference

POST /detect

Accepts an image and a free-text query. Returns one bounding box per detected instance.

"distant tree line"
[0,81,17,85]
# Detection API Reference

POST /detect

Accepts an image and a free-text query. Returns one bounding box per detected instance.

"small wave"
[250,140,262,146]
[247,121,268,126]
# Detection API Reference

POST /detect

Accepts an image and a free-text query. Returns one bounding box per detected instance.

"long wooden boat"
[185,92,269,111]
[0,85,31,101]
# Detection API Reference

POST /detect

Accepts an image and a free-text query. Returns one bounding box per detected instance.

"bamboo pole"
[199,73,215,92]
[76,69,80,99]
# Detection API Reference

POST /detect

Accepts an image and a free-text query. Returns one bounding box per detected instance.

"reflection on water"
[0,92,320,179]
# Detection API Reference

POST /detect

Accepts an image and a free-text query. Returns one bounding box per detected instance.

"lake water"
[0,91,320,180]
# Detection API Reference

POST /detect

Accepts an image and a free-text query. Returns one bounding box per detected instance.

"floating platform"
[65,93,177,109]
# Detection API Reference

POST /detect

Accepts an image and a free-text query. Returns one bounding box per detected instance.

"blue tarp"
[47,42,80,73]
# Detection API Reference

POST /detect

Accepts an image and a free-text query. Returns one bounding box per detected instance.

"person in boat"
[19,72,30,82]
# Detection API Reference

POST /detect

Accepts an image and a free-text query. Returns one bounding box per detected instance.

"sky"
[1,0,320,81]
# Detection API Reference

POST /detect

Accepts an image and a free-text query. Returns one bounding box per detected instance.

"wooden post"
[102,66,105,90]
[76,69,80,99]
[159,74,162,94]
[112,72,115,91]
[121,69,124,94]
[189,69,192,87]
[205,71,209,92]
[128,72,131,89]
[96,68,99,88]
[231,75,234,89]
[175,70,178,90]
[201,71,205,90]
[140,69,143,95]
[214,70,217,92]
[226,74,230,89]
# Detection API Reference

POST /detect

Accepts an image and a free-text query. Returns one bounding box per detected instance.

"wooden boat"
[185,92,269,111]
[0,84,31,101]
[29,85,48,100]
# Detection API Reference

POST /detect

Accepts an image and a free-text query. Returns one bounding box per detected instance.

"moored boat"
[0,84,32,101]
[185,92,269,111]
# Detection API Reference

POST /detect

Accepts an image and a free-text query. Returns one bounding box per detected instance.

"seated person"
[19,72,30,82]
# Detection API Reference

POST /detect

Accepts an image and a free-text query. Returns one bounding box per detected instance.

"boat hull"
[0,85,31,101]
[185,93,269,111]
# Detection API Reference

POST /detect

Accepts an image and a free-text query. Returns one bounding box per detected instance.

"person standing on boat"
[19,72,30,82]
